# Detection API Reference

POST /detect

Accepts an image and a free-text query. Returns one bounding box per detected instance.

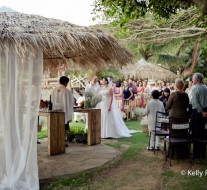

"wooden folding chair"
[124,100,133,121]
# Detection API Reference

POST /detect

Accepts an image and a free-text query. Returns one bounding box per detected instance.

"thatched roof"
[0,12,134,74]
[121,59,177,81]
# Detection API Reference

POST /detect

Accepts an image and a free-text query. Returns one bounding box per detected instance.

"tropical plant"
[70,127,88,135]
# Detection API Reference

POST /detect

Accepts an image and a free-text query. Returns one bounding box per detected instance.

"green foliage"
[97,66,123,81]
[104,142,121,149]
[92,0,192,25]
[70,126,87,135]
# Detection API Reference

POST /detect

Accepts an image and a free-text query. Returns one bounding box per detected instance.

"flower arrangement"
[140,116,148,126]
[84,89,102,108]
[133,107,145,116]
[40,99,48,108]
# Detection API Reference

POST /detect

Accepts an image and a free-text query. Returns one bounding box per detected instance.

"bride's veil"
[107,77,117,112]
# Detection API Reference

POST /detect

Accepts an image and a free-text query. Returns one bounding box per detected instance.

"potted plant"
[140,116,149,135]
[67,131,75,142]
[38,118,45,132]
[71,127,88,143]
[133,107,145,121]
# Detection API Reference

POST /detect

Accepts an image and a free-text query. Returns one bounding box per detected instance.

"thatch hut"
[0,11,133,189]
[0,12,133,75]
[121,59,177,81]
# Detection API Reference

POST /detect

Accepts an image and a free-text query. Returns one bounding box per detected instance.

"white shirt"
[51,84,74,124]
[144,99,165,129]
[85,83,100,92]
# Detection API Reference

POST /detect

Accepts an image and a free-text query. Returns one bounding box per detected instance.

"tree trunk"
[182,39,199,77]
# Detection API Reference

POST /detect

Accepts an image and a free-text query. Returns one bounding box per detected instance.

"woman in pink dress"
[137,81,144,107]
[114,80,123,100]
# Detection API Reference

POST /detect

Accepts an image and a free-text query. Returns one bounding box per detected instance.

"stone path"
[38,138,121,185]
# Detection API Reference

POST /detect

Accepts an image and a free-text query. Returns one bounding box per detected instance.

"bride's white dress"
[100,89,136,138]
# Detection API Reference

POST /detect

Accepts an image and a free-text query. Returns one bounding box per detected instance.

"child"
[143,90,165,150]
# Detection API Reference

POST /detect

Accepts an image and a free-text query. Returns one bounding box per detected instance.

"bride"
[100,77,136,138]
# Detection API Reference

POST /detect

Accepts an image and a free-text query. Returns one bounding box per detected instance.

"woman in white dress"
[100,77,136,138]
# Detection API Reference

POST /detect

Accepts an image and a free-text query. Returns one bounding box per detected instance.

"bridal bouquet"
[84,89,102,108]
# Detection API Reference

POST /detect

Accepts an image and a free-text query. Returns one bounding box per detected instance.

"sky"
[0,0,98,26]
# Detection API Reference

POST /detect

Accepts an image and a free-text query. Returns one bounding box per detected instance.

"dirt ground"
[87,141,193,190]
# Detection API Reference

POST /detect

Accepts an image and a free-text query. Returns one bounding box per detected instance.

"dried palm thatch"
[0,12,134,76]
[121,59,177,81]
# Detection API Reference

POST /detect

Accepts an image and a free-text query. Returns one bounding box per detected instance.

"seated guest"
[166,78,189,118]
[144,90,165,150]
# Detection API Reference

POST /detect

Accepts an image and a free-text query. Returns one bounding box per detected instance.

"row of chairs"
[116,99,134,121]
[149,111,207,166]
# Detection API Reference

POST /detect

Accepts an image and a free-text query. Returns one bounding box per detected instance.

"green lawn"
[42,117,207,190]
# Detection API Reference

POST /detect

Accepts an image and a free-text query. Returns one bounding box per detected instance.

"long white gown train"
[100,89,136,138]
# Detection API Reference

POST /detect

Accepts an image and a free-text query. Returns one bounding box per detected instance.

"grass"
[42,117,207,190]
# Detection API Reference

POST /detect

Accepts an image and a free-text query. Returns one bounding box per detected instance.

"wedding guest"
[166,78,189,118]
[191,73,207,158]
[114,79,123,100]
[137,81,144,107]
[161,81,166,90]
[51,76,74,147]
[185,76,193,116]
[128,78,137,100]
[143,81,150,108]
[123,81,133,100]
[159,88,170,113]
[144,90,165,150]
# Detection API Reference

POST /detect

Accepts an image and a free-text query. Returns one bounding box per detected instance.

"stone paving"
[38,138,121,185]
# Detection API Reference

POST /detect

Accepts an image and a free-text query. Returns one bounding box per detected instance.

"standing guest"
[185,76,193,116]
[137,81,144,107]
[166,79,189,158]
[191,73,207,159]
[155,82,159,90]
[51,76,74,147]
[114,79,123,100]
[143,81,150,108]
[185,76,193,94]
[123,81,133,100]
[159,88,170,113]
[166,82,170,88]
[128,78,137,100]
[144,90,165,150]
[148,80,157,93]
[161,81,166,91]
[158,85,163,97]
[166,78,189,118]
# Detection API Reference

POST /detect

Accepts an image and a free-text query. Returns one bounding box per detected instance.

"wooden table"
[74,108,101,146]
[38,111,65,156]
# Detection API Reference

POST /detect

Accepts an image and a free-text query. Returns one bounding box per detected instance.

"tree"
[92,0,207,23]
